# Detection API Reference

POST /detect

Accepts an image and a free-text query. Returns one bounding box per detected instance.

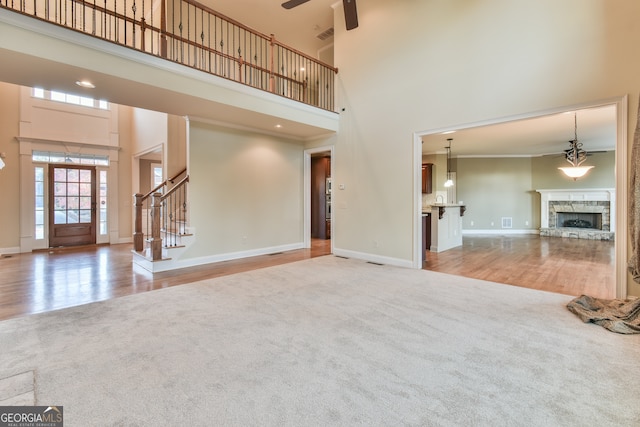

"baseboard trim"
[332,248,413,269]
[0,246,21,255]
[462,229,539,236]
[136,242,305,273]
[113,237,133,244]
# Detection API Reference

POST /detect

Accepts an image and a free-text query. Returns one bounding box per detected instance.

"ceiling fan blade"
[282,0,311,9]
[343,0,359,30]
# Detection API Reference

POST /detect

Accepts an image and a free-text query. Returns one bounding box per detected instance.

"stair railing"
[158,174,189,249]
[133,168,187,253]
[0,0,338,111]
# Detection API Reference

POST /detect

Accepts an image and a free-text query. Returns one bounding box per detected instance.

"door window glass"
[35,167,44,239]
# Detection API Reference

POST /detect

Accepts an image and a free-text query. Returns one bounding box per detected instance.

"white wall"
[332,0,640,294]
[181,121,305,263]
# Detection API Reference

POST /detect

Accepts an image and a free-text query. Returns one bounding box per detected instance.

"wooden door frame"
[304,145,334,251]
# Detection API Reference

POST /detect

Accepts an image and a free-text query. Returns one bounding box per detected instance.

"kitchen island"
[425,203,465,253]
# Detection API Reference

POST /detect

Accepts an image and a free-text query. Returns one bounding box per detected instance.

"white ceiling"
[421,104,617,157]
[206,0,337,55]
[201,2,618,158]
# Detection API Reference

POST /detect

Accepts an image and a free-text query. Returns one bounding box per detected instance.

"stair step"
[131,249,171,262]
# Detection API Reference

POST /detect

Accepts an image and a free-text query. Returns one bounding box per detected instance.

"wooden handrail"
[270,35,338,73]
[2,0,339,110]
[142,168,187,201]
[161,175,189,201]
[168,168,188,183]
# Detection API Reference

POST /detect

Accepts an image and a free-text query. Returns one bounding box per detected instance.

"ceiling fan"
[282,0,359,31]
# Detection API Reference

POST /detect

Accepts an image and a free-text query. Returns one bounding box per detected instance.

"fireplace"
[536,189,615,240]
[557,212,602,229]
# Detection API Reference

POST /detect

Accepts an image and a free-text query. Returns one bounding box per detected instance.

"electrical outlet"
[525,220,529,226]
[470,220,474,226]
[491,222,494,226]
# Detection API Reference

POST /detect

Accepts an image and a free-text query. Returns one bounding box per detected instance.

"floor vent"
[335,255,349,259]
[502,217,513,229]
[367,261,383,266]
[268,252,283,256]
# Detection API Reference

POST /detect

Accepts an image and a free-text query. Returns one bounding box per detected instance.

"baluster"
[131,0,136,48]
[133,193,144,251]
[150,192,162,260]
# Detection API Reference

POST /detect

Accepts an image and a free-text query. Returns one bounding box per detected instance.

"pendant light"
[444,138,454,187]
[558,112,594,180]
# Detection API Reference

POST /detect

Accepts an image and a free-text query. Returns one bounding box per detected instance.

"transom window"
[32,151,109,166]
[32,87,109,110]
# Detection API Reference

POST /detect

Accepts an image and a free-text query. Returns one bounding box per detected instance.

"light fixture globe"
[445,138,454,187]
[558,165,594,180]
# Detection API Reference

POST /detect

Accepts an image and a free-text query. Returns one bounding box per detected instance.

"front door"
[49,165,97,247]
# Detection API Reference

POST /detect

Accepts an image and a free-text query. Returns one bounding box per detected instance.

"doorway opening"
[414,96,627,298]
[304,146,334,252]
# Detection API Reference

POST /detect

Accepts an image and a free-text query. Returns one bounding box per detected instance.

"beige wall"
[0,82,134,250]
[0,82,21,250]
[117,106,133,239]
[139,159,154,195]
[167,115,187,178]
[131,108,167,156]
[333,0,639,294]
[183,121,304,261]
[457,157,535,230]
[532,151,616,190]
[457,152,615,231]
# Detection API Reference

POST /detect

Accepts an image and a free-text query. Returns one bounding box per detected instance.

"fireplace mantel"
[536,189,615,239]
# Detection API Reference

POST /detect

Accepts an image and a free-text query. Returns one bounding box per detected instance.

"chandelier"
[558,112,594,180]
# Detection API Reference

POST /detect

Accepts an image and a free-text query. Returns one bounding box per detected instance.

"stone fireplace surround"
[536,189,615,240]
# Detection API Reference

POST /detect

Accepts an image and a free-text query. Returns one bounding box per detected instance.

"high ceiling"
[192,2,619,157]
[0,2,619,150]
[205,0,337,55]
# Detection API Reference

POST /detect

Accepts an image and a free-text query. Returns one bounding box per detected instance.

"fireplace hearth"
[536,189,615,241]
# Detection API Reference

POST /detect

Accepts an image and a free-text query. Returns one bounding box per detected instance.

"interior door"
[49,165,97,247]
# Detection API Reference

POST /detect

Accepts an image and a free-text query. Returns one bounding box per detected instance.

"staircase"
[132,169,194,272]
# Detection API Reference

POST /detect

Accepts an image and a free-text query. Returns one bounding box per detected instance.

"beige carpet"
[1,255,639,426]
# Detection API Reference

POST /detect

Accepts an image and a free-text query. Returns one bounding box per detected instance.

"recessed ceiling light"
[76,80,95,88]
[275,124,282,129]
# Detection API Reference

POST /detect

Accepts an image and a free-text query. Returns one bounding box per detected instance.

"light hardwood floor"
[0,239,331,321]
[424,235,615,299]
[0,235,615,321]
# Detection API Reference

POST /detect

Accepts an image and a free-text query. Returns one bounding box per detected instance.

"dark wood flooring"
[0,235,615,321]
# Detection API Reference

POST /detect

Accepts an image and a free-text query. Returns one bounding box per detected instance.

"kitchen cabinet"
[422,163,433,194]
